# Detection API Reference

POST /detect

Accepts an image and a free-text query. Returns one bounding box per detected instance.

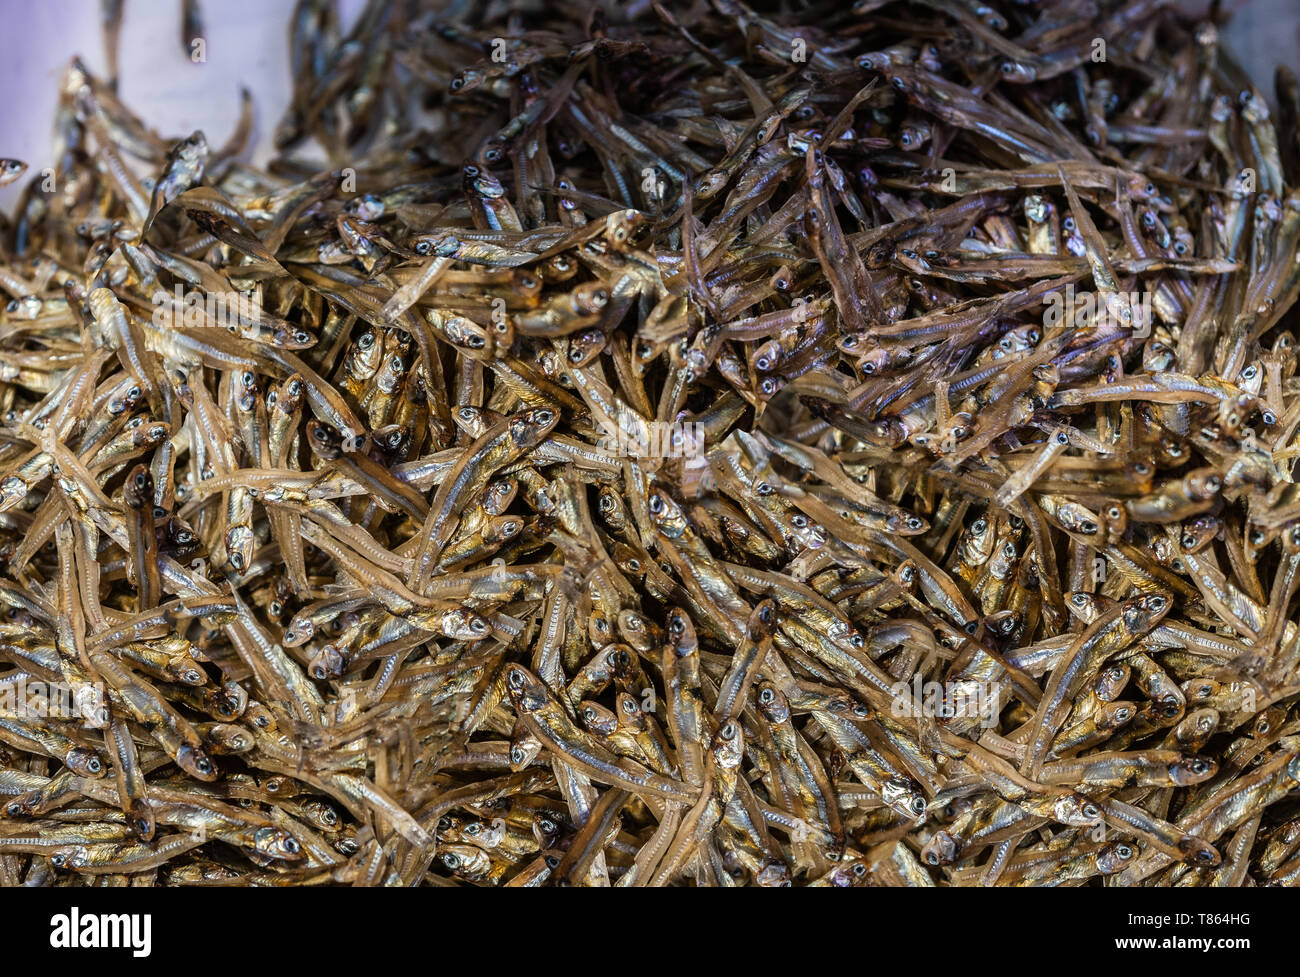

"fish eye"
[910,796,926,814]
[1191,759,1209,774]
[443,853,461,869]
[850,633,865,648]
[756,482,773,495]
[1263,410,1277,425]
[195,757,213,775]
[510,746,525,763]
[1082,803,1100,820]
[852,703,870,718]
[1173,240,1187,255]
[791,514,807,528]
[907,516,922,529]
[720,722,736,739]
[1079,521,1097,535]
[964,621,978,634]
[972,518,987,533]
[507,668,525,690]
[648,494,664,514]
[758,687,775,705]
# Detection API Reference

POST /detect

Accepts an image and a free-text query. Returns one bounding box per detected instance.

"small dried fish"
[0,0,1297,888]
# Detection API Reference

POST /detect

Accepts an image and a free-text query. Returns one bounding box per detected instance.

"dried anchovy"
[0,0,1298,887]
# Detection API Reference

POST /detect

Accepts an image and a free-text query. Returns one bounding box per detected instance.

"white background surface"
[0,0,363,212]
[0,0,1296,214]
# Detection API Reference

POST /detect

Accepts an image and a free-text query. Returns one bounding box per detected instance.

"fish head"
[504,664,549,713]
[1167,755,1217,787]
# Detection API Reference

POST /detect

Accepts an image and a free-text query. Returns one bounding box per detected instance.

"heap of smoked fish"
[1,0,1299,886]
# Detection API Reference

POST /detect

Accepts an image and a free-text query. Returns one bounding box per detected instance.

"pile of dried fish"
[1,0,1299,886]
